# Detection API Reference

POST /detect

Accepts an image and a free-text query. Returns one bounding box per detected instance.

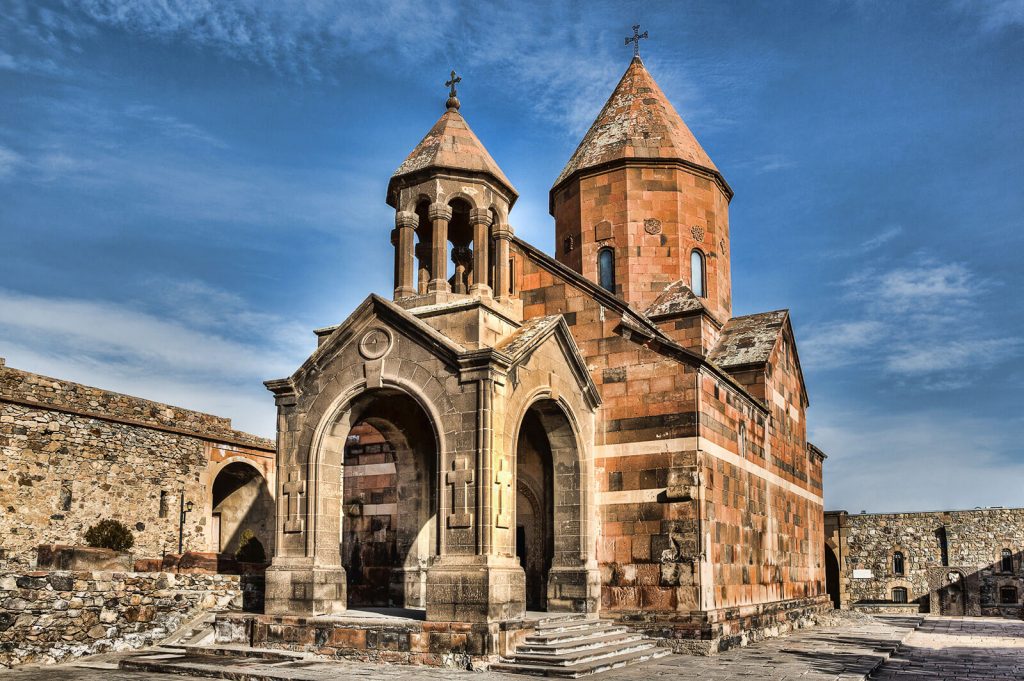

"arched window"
[893,551,905,575]
[1000,586,1018,604]
[891,587,908,603]
[1001,548,1013,573]
[598,248,616,293]
[738,422,746,458]
[690,249,705,297]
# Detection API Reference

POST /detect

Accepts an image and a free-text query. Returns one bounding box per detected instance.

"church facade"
[262,55,828,653]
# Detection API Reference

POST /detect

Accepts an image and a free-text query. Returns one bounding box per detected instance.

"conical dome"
[387,108,517,207]
[552,56,721,191]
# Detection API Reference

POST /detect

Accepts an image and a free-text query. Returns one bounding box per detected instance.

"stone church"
[261,54,828,654]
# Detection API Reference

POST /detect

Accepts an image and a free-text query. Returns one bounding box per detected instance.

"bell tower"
[387,72,518,307]
[549,54,734,322]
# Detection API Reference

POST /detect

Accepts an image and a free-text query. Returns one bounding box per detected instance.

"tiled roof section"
[496,315,562,357]
[708,310,789,369]
[553,57,718,188]
[645,280,706,318]
[392,109,516,196]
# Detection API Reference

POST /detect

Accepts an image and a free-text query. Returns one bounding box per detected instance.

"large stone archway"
[210,460,275,558]
[511,395,599,614]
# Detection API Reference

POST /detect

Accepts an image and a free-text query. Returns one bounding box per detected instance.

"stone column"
[393,211,418,299]
[492,224,514,299]
[469,208,493,296]
[428,203,452,294]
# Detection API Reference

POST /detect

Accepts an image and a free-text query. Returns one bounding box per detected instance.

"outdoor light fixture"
[178,494,195,554]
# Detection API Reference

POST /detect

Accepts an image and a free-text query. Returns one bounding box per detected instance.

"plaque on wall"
[852,568,873,579]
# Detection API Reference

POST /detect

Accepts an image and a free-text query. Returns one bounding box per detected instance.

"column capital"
[492,224,515,239]
[428,203,453,222]
[469,208,493,227]
[395,211,419,230]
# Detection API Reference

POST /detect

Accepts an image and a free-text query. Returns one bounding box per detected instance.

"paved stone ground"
[873,616,1024,680]
[1,614,1020,680]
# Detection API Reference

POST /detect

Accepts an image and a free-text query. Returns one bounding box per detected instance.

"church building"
[260,52,828,657]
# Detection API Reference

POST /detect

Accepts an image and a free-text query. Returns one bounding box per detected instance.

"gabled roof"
[645,280,707,319]
[388,108,517,201]
[552,57,724,193]
[708,310,789,369]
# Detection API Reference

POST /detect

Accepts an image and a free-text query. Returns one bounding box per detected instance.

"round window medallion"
[644,218,662,235]
[359,328,392,360]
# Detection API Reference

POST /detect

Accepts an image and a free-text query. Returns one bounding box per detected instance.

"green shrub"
[84,519,135,552]
[234,529,266,563]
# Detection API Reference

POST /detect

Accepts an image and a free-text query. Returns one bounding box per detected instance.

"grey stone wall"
[0,361,274,562]
[831,508,1024,616]
[0,569,240,667]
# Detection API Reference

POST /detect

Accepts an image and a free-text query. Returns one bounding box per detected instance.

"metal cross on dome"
[625,24,648,58]
[445,69,461,98]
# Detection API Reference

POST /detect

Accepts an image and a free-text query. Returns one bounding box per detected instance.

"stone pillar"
[492,224,514,299]
[393,211,418,299]
[428,203,452,294]
[469,208,493,296]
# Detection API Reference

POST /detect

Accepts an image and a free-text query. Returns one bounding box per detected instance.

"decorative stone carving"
[644,218,662,235]
[282,471,305,533]
[691,225,705,241]
[446,456,474,528]
[358,328,392,360]
[494,458,513,529]
[563,235,575,254]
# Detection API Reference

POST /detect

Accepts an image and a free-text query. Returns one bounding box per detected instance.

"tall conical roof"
[552,56,721,191]
[388,106,517,203]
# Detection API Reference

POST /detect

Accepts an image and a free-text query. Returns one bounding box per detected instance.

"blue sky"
[1,1,1022,512]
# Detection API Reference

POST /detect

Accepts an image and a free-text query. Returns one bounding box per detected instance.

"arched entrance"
[514,398,585,612]
[825,544,841,609]
[211,461,274,559]
[338,388,438,609]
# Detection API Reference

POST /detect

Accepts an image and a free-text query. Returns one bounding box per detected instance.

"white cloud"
[0,285,313,436]
[0,145,22,179]
[813,404,1024,512]
[124,104,227,149]
[800,257,1019,387]
[950,0,1024,32]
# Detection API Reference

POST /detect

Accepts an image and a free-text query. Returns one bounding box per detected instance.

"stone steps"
[493,616,670,677]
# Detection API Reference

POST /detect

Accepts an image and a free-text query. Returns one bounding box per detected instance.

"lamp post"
[178,495,194,555]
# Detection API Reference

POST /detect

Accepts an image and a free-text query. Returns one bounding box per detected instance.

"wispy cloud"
[0,284,311,436]
[826,225,902,259]
[949,0,1024,33]
[0,146,22,179]
[124,104,227,149]
[801,256,1019,386]
[814,404,1024,512]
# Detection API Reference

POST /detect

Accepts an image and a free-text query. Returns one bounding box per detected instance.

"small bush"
[235,529,266,563]
[84,519,135,552]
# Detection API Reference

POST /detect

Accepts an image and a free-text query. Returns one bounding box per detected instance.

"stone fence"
[0,569,240,668]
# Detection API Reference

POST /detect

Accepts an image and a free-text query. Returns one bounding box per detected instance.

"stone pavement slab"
[872,616,1024,680]
[0,612,923,681]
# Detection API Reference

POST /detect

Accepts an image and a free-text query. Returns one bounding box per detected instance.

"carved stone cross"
[446,456,474,528]
[625,24,648,58]
[282,471,305,533]
[494,458,513,529]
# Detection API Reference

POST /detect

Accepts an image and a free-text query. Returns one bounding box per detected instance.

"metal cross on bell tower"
[445,69,462,111]
[625,24,648,58]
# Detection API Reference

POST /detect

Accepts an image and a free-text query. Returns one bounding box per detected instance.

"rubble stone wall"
[829,508,1024,616]
[0,361,274,562]
[0,569,240,667]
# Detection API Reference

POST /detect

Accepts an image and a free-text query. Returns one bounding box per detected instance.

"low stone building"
[825,508,1024,617]
[0,358,275,564]
[257,52,829,659]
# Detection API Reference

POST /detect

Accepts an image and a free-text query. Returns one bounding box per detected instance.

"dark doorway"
[516,408,554,611]
[825,546,841,609]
